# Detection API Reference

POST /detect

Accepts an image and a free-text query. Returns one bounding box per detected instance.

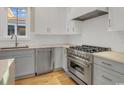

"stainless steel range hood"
[73,9,108,21]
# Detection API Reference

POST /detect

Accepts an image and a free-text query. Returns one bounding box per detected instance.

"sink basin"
[1,46,29,50]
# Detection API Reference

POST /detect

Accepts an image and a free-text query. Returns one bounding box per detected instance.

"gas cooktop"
[69,45,111,53]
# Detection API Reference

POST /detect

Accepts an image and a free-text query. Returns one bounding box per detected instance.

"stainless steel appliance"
[35,48,54,75]
[67,45,111,85]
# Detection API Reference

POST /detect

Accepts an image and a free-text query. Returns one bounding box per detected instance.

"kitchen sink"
[0,46,29,50]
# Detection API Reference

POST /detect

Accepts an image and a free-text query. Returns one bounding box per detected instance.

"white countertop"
[93,51,124,64]
[0,44,73,52]
[0,59,14,83]
[29,44,71,49]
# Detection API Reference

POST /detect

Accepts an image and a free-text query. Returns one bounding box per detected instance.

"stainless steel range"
[67,45,111,85]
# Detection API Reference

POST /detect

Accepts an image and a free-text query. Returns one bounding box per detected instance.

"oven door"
[67,56,91,84]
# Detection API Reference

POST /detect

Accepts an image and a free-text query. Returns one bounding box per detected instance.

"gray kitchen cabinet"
[35,48,53,75]
[15,53,35,78]
[94,64,116,85]
[53,47,67,71]
[93,57,124,85]
[108,7,124,31]
[94,57,124,75]
[62,48,68,71]
[0,49,35,79]
[53,48,63,69]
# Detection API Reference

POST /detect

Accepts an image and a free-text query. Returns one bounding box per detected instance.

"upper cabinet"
[33,7,109,35]
[34,7,68,35]
[67,7,108,21]
[108,7,124,31]
[0,8,7,39]
[66,20,81,34]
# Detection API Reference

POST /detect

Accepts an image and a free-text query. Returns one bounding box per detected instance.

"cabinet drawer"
[94,64,124,85]
[94,57,124,75]
[0,49,34,57]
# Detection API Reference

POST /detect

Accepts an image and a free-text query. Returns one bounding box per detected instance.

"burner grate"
[70,45,111,53]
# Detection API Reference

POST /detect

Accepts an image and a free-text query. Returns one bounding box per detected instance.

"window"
[8,24,15,35]
[7,7,30,39]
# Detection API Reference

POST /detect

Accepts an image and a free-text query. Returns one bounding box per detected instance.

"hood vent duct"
[73,10,108,21]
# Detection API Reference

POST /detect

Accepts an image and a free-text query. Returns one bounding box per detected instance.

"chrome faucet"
[11,34,18,47]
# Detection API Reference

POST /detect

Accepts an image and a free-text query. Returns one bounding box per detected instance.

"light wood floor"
[15,70,77,85]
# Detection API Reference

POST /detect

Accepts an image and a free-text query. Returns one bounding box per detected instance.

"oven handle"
[67,56,89,67]
[67,54,92,64]
[67,54,87,62]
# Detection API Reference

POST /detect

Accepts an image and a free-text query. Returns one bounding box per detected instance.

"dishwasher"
[35,48,54,75]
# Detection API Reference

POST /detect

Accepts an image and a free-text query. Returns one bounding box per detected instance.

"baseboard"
[16,68,65,80]
[16,74,35,80]
[53,68,63,71]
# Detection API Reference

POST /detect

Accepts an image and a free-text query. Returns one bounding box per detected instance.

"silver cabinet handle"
[108,19,111,27]
[50,49,54,70]
[102,61,112,66]
[72,27,75,32]
[47,27,51,32]
[67,27,69,32]
[102,75,113,82]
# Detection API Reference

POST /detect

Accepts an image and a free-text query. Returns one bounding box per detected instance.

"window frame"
[4,7,31,40]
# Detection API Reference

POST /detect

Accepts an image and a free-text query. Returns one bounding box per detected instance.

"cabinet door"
[94,64,115,85]
[108,7,124,31]
[66,20,81,34]
[62,48,68,71]
[15,54,35,78]
[34,8,51,33]
[66,21,75,34]
[53,48,63,69]
[36,48,53,74]
[0,50,35,78]
[94,57,124,75]
[34,8,66,34]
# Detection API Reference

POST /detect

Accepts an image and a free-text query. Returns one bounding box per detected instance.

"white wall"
[68,15,124,52]
[29,33,68,45]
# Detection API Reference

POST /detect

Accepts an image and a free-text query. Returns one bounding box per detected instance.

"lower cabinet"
[0,49,35,79]
[15,54,35,78]
[35,48,53,75]
[0,47,68,80]
[53,48,63,69]
[93,57,124,85]
[62,48,68,71]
